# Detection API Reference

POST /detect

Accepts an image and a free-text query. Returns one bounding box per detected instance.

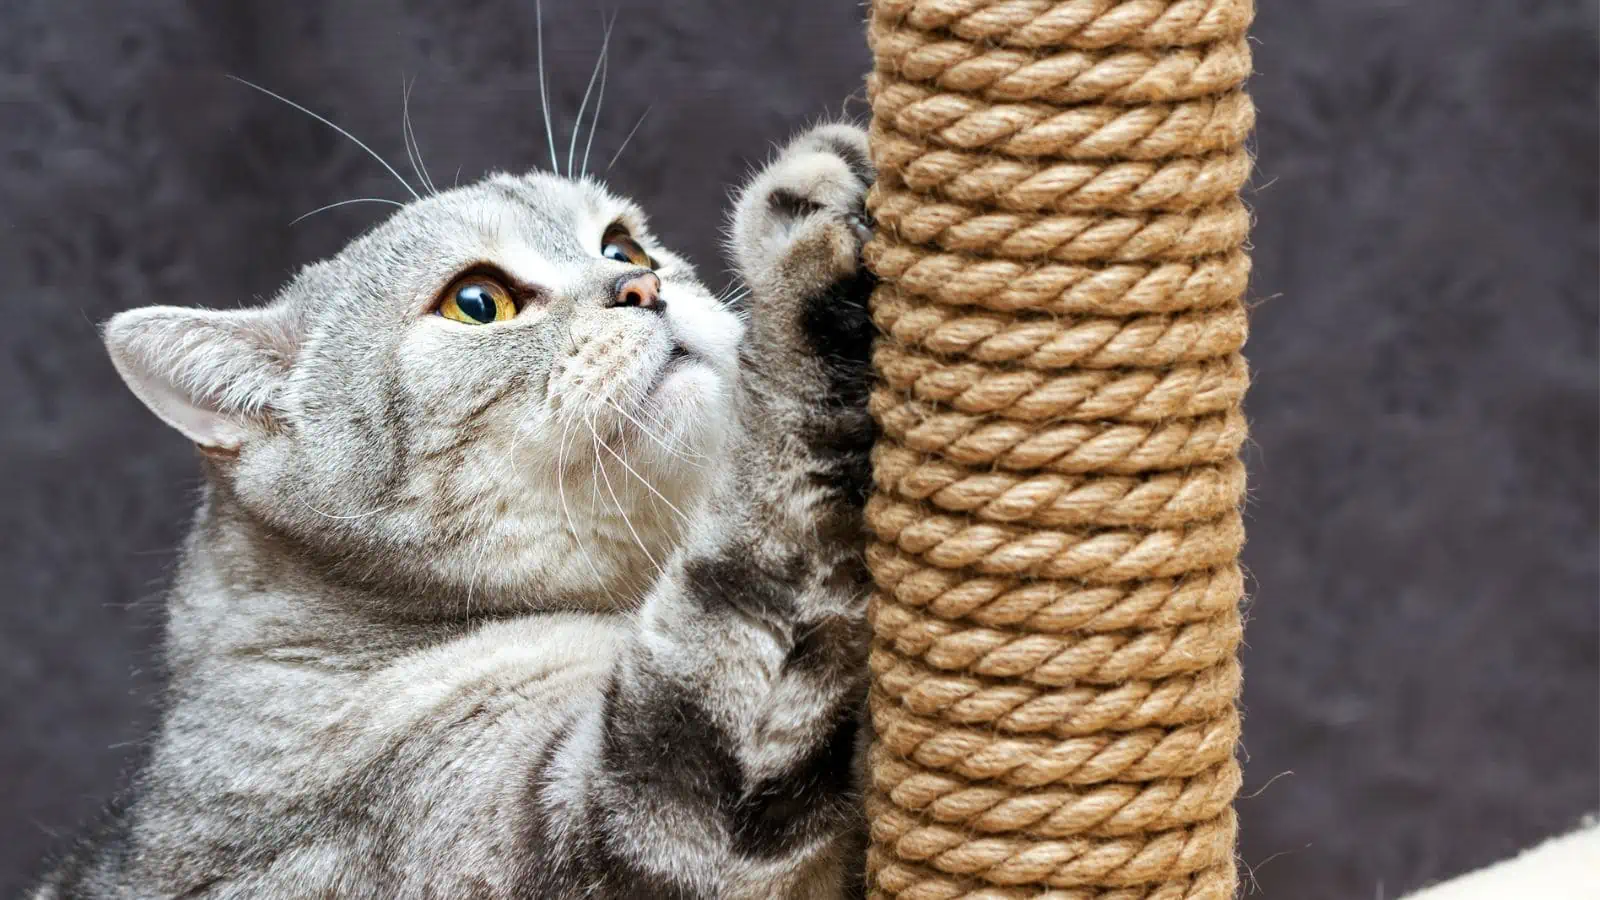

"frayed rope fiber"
[861,1,1256,897]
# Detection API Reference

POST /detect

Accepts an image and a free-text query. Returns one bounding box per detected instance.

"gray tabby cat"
[34,120,880,899]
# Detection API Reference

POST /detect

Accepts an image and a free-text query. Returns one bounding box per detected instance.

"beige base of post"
[1400,821,1600,900]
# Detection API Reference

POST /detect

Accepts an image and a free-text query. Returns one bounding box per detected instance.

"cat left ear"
[103,304,300,454]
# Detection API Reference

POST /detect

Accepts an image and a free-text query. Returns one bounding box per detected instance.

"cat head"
[105,172,744,613]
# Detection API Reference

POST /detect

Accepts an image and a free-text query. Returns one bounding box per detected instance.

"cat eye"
[601,225,653,268]
[437,274,518,325]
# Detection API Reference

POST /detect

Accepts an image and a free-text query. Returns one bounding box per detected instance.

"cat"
[32,119,880,899]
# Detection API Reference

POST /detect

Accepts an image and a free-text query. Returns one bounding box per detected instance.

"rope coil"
[862,1,1254,896]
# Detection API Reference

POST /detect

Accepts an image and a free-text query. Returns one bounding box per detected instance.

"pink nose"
[611,272,664,313]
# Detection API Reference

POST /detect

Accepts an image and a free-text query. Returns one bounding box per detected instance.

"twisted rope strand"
[868,545,1244,632]
[871,704,1241,787]
[872,78,1255,160]
[875,0,1253,50]
[869,803,1237,886]
[874,346,1249,422]
[870,655,1242,736]
[865,852,1238,900]
[864,245,1251,316]
[874,447,1246,527]
[871,190,1250,262]
[872,132,1252,214]
[871,25,1251,105]
[870,397,1248,474]
[870,298,1248,371]
[871,749,1241,838]
[871,603,1242,685]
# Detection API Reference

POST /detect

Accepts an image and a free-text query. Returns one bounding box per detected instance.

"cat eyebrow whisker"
[226,75,420,202]
[536,0,560,175]
[607,106,651,172]
[402,76,438,196]
[581,12,616,180]
[288,197,406,226]
[568,14,615,181]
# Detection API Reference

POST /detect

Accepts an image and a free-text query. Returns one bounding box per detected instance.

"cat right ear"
[103,305,300,454]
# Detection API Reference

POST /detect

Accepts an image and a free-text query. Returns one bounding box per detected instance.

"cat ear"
[103,304,300,453]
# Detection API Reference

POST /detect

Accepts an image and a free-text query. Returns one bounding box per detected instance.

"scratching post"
[860,1,1256,897]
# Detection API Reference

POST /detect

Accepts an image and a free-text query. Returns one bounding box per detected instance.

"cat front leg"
[518,124,878,900]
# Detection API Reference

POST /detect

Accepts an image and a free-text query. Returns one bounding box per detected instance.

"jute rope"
[861,1,1255,896]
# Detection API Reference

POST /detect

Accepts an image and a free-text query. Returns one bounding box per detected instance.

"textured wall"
[1,1,1594,896]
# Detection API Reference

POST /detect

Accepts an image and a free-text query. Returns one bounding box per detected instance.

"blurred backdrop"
[2,1,1595,896]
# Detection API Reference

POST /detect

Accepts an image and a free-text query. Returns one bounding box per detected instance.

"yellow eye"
[601,225,653,268]
[438,275,518,324]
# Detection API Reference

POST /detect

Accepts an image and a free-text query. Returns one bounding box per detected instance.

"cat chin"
[637,359,730,434]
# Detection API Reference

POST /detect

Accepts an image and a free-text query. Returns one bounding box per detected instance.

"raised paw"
[726,123,879,501]
[728,123,875,299]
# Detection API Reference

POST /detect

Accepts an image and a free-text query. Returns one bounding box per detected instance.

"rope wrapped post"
[860,1,1256,897]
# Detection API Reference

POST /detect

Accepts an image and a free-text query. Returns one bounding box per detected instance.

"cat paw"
[728,123,875,298]
[727,123,880,505]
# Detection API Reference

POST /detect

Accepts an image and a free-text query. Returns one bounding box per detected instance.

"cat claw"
[847,210,874,248]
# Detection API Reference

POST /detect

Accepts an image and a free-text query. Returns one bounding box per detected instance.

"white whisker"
[567,16,614,180]
[601,395,706,466]
[592,428,691,527]
[298,497,395,521]
[535,0,560,174]
[226,75,420,201]
[586,413,663,577]
[607,106,651,171]
[716,284,751,307]
[581,12,616,179]
[555,409,621,604]
[289,197,406,226]
[402,76,438,195]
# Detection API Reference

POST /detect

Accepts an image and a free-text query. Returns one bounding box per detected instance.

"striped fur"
[36,124,877,899]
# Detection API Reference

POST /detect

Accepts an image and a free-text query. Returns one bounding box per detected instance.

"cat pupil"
[604,244,629,263]
[456,285,496,322]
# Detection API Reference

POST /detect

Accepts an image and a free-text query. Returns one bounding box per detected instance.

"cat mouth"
[648,343,699,393]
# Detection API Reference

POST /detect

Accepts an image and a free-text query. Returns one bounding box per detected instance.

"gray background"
[2,1,1595,896]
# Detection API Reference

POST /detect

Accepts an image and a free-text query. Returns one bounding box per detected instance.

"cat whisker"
[607,106,651,172]
[535,0,560,174]
[619,381,715,457]
[586,413,664,578]
[600,395,706,467]
[402,76,438,195]
[226,75,420,202]
[615,419,686,543]
[568,15,614,180]
[598,371,710,462]
[553,408,621,605]
[297,497,395,521]
[581,12,616,180]
[591,420,692,527]
[289,197,406,226]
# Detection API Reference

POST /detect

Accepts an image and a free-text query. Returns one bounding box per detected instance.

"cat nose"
[610,272,664,314]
